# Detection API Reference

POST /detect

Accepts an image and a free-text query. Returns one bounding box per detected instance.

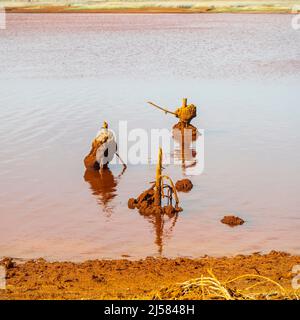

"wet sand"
[1,251,299,300]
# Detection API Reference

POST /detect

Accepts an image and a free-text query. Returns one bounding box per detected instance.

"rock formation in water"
[84,121,117,170]
[128,148,182,215]
[175,178,193,192]
[147,98,198,140]
[221,215,245,227]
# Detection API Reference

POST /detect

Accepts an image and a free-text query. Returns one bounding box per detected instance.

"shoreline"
[3,1,299,14]
[4,7,296,14]
[1,251,299,299]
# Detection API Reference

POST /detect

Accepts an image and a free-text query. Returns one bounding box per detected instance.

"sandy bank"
[1,251,299,299]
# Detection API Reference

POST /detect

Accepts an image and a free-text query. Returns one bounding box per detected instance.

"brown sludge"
[129,147,183,215]
[84,136,107,170]
[84,122,111,170]
[175,179,193,192]
[172,99,198,139]
[221,215,245,226]
[148,98,198,139]
[128,187,182,216]
[84,143,100,170]
[174,99,196,124]
[173,98,198,140]
[1,251,299,300]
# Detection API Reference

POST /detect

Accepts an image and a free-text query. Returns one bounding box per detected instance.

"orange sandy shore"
[5,6,293,14]
[1,251,299,300]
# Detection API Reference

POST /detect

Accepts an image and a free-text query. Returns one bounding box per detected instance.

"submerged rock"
[221,215,245,227]
[175,179,193,192]
[128,188,182,216]
[84,122,117,170]
[128,198,137,209]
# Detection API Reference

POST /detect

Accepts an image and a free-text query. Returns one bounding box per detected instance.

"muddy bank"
[0,251,299,300]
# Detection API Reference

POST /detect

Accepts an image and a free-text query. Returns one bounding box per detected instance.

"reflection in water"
[133,128,201,255]
[84,167,125,216]
[173,128,200,175]
[139,210,179,256]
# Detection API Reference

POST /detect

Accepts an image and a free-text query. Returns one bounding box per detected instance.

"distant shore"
[2,1,299,14]
[4,8,296,14]
[1,251,299,300]
[4,7,297,14]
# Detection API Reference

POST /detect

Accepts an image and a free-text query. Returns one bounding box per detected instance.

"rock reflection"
[84,167,125,216]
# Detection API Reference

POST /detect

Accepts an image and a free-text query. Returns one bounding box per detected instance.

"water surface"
[0,14,300,261]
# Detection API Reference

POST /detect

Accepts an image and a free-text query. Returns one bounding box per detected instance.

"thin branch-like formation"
[161,175,180,208]
[147,101,177,116]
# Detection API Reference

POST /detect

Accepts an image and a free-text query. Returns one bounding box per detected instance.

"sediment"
[128,187,182,216]
[0,251,299,300]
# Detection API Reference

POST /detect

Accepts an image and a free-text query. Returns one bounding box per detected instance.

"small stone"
[163,205,176,216]
[175,179,193,192]
[128,198,136,209]
[221,215,245,227]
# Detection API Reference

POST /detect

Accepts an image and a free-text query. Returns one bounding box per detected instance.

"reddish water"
[0,14,300,261]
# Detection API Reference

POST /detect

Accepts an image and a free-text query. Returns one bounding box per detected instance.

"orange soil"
[0,251,299,300]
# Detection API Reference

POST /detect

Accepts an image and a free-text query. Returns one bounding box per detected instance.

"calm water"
[0,14,300,261]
